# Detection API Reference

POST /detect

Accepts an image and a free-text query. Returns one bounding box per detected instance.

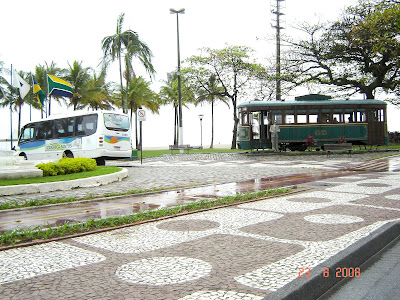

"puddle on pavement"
[2,156,399,232]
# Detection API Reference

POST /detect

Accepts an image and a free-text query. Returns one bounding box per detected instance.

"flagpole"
[45,71,49,117]
[29,73,32,121]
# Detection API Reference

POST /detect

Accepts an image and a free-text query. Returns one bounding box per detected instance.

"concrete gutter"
[0,168,128,196]
[264,221,400,300]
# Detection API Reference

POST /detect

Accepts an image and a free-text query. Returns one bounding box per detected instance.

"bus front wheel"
[63,151,74,158]
[95,157,105,166]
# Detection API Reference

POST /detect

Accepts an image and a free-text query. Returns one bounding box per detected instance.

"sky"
[1,0,399,149]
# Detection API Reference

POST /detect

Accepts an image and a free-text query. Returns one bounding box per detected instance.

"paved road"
[0,152,399,299]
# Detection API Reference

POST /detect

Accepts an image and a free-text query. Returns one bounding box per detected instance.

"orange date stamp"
[298,267,361,278]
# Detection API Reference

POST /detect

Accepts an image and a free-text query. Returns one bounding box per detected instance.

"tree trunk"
[118,54,125,113]
[210,100,214,149]
[231,75,238,149]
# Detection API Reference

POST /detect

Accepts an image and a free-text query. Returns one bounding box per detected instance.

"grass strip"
[0,187,289,247]
[0,166,121,186]
[0,186,179,211]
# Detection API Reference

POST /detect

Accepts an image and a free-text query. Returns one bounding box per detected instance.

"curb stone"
[264,221,400,300]
[0,168,128,196]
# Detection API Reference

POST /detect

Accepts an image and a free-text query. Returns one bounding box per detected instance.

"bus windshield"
[104,113,130,132]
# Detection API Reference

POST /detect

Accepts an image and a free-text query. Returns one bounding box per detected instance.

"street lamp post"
[198,114,204,149]
[170,8,185,148]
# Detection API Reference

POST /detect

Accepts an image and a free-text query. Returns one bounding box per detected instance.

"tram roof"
[238,98,387,109]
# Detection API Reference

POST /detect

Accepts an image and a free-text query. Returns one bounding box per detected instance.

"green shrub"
[36,158,97,176]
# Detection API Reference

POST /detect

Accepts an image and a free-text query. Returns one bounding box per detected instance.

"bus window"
[76,115,97,136]
[55,119,68,138]
[67,118,75,137]
[104,113,130,131]
[20,125,36,143]
[37,121,54,140]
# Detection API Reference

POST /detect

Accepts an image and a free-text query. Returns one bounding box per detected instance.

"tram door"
[263,111,272,149]
[368,109,386,145]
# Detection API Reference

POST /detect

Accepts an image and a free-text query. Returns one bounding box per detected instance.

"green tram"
[237,94,388,151]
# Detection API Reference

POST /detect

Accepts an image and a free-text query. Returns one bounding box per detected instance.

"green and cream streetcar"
[237,94,388,151]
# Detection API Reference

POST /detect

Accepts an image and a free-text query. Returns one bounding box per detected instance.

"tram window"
[297,115,307,123]
[333,113,341,123]
[358,112,367,122]
[273,115,282,124]
[243,112,248,125]
[320,113,330,123]
[373,109,384,122]
[309,114,318,123]
[285,114,295,124]
[344,113,353,123]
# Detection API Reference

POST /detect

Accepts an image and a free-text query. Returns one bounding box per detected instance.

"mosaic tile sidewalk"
[1,168,400,299]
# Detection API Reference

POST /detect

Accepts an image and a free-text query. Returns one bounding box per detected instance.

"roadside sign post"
[137,109,146,165]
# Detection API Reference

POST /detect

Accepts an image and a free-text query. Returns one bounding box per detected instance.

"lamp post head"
[170,8,185,14]
[198,114,204,121]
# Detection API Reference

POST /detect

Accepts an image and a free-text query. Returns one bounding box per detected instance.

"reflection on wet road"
[0,155,399,232]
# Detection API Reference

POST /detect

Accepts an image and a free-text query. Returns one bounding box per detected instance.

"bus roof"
[238,98,387,109]
[34,110,127,121]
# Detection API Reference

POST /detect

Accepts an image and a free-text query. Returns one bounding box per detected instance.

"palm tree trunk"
[210,99,214,149]
[118,54,125,113]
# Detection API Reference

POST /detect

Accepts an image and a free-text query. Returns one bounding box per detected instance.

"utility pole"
[272,0,285,101]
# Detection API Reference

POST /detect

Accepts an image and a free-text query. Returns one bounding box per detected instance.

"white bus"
[17,110,132,165]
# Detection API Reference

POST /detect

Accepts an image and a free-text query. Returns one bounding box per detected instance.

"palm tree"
[64,61,92,110]
[116,76,159,148]
[159,73,195,145]
[0,71,39,137]
[195,74,229,148]
[81,70,115,111]
[35,61,64,115]
[102,13,155,113]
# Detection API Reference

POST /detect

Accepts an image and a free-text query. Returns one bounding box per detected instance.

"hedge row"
[36,158,97,176]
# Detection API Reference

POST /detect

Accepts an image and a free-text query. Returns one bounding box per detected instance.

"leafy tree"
[102,13,155,113]
[285,0,400,100]
[185,46,266,149]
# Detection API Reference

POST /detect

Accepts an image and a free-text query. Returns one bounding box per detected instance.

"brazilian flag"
[32,77,46,106]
